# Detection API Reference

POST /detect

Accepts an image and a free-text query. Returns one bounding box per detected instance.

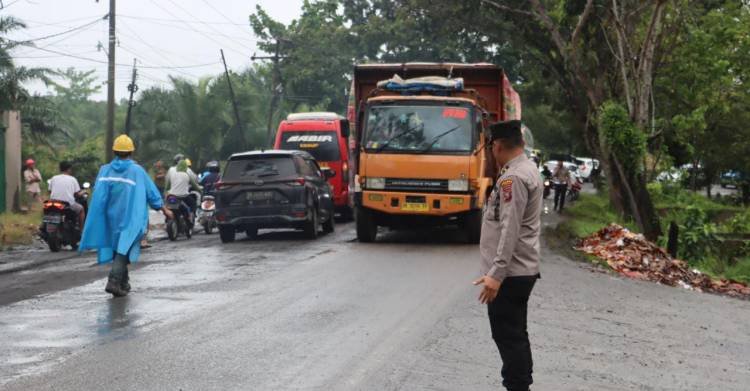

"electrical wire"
[149,0,252,56]
[198,0,253,37]
[163,0,255,51]
[118,13,247,27]
[9,40,220,70]
[118,15,257,43]
[15,15,106,43]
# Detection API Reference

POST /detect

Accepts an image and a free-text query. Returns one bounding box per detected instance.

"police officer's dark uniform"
[479,120,542,391]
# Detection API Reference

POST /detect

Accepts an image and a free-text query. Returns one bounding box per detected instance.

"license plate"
[43,215,62,224]
[246,191,273,201]
[402,202,429,212]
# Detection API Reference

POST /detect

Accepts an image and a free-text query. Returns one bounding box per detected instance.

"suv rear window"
[223,156,297,181]
[279,131,341,161]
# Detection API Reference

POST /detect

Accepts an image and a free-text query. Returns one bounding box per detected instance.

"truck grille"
[384,178,448,192]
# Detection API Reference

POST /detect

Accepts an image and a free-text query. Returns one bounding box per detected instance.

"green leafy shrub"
[679,206,718,263]
[598,101,647,174]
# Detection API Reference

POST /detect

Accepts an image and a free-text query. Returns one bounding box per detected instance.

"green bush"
[678,207,718,263]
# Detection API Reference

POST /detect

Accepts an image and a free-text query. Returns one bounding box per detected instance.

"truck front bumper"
[359,190,476,216]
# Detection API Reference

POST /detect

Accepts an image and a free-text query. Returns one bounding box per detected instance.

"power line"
[118,13,247,26]
[153,0,253,55]
[198,0,253,37]
[118,14,257,43]
[10,40,219,69]
[15,15,107,43]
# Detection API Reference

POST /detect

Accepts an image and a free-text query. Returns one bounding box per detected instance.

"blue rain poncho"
[79,158,163,264]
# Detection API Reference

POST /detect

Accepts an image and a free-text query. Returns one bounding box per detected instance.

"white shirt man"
[49,172,83,213]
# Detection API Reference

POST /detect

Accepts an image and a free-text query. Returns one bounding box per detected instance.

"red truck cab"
[273,112,351,215]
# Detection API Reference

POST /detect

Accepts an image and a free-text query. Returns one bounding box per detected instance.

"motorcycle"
[165,194,193,241]
[198,195,217,234]
[567,177,583,202]
[40,182,90,252]
[543,179,551,199]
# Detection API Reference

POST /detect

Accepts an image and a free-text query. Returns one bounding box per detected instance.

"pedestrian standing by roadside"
[23,159,43,208]
[551,160,570,212]
[474,120,542,391]
[153,160,167,196]
[79,135,173,297]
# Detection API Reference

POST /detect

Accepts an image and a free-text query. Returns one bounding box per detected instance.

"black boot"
[105,278,128,297]
[121,269,131,293]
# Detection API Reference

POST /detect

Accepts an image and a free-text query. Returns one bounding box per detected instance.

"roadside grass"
[558,192,636,239]
[0,210,41,248]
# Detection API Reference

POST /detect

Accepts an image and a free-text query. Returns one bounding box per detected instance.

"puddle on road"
[0,245,253,385]
[0,235,341,386]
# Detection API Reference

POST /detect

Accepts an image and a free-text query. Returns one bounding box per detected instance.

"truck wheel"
[304,208,319,239]
[219,225,236,243]
[464,210,482,244]
[355,206,377,243]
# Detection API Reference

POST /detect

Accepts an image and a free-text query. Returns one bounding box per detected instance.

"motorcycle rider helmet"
[206,160,220,172]
[25,158,35,167]
[113,134,135,152]
[173,153,185,164]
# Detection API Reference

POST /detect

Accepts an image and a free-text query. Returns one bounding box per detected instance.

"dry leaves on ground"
[577,224,750,299]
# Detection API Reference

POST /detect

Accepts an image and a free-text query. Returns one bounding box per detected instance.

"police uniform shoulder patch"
[500,178,513,202]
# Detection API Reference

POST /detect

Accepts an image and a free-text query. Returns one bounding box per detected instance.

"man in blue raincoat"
[80,134,174,297]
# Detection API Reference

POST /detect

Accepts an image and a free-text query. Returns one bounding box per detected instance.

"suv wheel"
[322,210,335,234]
[219,225,236,243]
[304,207,319,239]
[355,206,377,242]
[246,227,258,239]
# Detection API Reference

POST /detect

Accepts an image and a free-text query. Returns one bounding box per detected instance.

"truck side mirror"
[341,119,350,138]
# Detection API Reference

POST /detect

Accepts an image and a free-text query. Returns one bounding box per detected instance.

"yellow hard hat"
[113,134,135,152]
[185,158,192,167]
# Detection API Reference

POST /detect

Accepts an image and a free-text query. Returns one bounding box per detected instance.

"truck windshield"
[364,105,473,153]
[279,131,341,161]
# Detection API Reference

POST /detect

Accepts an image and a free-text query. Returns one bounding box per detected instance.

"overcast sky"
[3,0,304,101]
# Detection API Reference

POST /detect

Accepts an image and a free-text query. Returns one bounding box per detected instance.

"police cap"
[487,120,522,142]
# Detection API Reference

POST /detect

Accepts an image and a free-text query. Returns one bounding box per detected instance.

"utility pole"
[124,58,138,135]
[104,0,116,161]
[251,38,288,147]
[220,49,246,149]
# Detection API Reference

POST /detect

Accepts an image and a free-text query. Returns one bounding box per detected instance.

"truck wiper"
[417,125,461,154]
[374,125,421,153]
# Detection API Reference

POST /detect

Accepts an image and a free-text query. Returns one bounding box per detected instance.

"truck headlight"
[448,179,469,192]
[365,177,385,190]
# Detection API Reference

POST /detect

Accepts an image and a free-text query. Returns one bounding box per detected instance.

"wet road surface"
[1,208,749,390]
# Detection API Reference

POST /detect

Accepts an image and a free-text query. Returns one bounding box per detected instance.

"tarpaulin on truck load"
[502,74,521,120]
[377,74,464,93]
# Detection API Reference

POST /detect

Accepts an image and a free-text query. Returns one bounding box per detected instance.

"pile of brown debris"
[577,224,750,299]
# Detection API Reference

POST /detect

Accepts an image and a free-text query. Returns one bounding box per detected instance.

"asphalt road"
[1,205,749,390]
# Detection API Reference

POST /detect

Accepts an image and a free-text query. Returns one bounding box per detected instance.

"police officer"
[473,120,542,391]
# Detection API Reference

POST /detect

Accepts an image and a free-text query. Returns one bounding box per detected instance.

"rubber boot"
[121,266,131,293]
[105,278,128,297]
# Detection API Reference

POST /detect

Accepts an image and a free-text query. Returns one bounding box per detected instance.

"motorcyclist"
[165,159,202,224]
[48,161,86,228]
[541,165,552,180]
[79,135,173,297]
[200,161,221,196]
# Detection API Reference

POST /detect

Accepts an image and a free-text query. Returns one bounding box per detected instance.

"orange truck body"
[347,63,521,242]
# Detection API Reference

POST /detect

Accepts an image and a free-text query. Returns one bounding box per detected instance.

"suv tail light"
[215,181,237,190]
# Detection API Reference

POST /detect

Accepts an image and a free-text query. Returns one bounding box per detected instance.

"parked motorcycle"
[198,195,217,234]
[40,182,90,252]
[165,194,193,241]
